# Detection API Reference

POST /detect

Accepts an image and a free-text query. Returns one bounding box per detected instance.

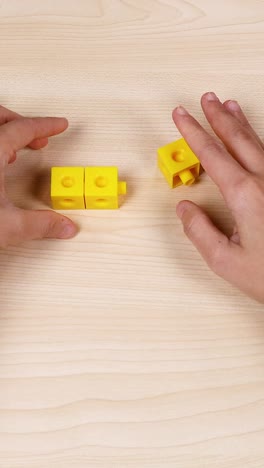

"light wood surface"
[0,1,264,467]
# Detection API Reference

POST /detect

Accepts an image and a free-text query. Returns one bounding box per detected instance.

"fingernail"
[225,100,241,112]
[204,92,219,102]
[175,106,189,116]
[58,223,78,239]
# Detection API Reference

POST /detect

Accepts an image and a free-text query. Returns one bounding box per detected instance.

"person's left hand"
[0,105,78,248]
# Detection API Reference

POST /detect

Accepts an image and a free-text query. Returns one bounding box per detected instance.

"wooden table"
[0,1,264,466]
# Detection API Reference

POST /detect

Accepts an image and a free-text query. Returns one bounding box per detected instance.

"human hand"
[173,92,264,302]
[0,105,77,247]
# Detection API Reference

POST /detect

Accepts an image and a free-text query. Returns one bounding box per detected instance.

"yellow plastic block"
[51,167,85,210]
[84,166,127,209]
[158,138,200,188]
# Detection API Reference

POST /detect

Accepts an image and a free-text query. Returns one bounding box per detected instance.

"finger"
[0,117,68,163]
[8,139,49,165]
[223,100,264,150]
[201,93,264,173]
[0,106,50,150]
[0,105,20,125]
[28,137,49,150]
[2,208,78,245]
[176,200,240,280]
[172,106,247,200]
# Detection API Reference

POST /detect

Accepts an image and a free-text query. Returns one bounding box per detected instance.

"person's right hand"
[0,105,78,248]
[173,92,264,303]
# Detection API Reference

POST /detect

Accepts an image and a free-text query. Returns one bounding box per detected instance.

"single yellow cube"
[51,167,85,210]
[158,138,200,188]
[85,166,127,209]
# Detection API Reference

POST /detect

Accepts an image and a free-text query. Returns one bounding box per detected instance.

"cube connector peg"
[51,166,126,210]
[158,138,200,188]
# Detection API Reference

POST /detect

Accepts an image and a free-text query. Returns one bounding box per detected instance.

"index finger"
[0,116,68,162]
[172,105,248,200]
[0,105,20,125]
[0,106,50,150]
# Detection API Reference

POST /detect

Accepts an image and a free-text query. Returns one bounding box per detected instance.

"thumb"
[8,208,78,244]
[176,200,236,277]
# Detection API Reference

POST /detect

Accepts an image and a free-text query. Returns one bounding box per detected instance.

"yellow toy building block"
[158,138,200,188]
[84,166,127,209]
[51,167,85,210]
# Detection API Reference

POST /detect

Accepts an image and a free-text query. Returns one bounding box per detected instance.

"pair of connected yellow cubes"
[158,138,200,188]
[51,166,127,210]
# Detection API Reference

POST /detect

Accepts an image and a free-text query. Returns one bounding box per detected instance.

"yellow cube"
[158,138,200,188]
[51,167,85,210]
[84,166,127,209]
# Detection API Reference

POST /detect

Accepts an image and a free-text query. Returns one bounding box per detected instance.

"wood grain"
[0,1,264,466]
